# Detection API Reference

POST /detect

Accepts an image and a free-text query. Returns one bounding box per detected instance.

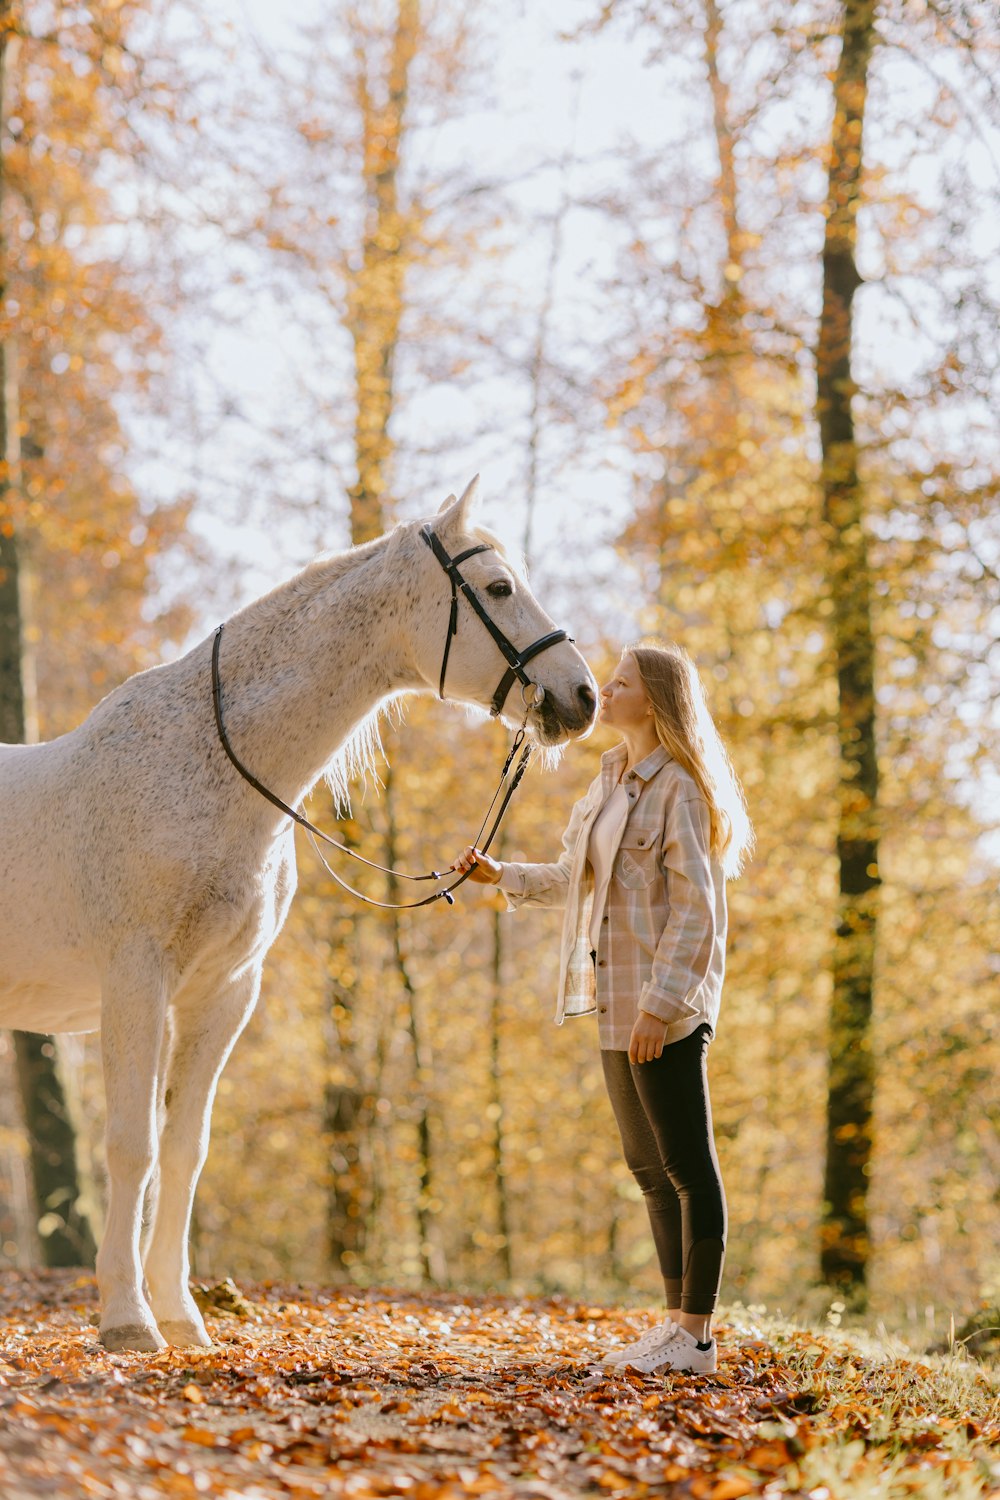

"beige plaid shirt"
[499,744,727,1050]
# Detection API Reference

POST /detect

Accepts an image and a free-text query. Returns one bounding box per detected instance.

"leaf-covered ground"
[0,1272,997,1499]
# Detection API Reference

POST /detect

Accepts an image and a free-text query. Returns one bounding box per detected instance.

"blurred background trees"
[0,0,997,1342]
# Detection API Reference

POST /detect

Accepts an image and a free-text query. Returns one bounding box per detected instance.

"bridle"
[419,524,568,714]
[210,525,573,909]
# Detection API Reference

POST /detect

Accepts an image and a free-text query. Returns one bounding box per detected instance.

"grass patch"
[720,1301,1000,1497]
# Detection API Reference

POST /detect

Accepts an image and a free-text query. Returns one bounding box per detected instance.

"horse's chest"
[171,846,297,980]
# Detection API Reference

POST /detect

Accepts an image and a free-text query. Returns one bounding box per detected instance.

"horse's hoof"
[157,1319,213,1349]
[100,1322,167,1353]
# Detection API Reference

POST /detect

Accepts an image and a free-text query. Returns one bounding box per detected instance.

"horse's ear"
[437,475,481,532]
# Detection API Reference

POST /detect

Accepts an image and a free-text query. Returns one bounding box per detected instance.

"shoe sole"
[613,1351,717,1375]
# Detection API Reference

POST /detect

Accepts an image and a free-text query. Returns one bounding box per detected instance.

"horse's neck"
[217,535,425,807]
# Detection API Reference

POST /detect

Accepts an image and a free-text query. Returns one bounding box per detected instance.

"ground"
[0,1271,997,1499]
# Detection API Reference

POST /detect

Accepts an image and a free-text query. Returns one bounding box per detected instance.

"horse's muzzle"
[533,679,598,745]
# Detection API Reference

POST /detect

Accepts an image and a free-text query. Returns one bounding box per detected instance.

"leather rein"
[210,525,570,910]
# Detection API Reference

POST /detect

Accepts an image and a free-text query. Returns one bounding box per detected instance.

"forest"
[0,0,997,1370]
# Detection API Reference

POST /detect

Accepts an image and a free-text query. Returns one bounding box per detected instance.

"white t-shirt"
[586,781,629,953]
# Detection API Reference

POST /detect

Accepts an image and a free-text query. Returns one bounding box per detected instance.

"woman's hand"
[452,845,503,885]
[629,1010,668,1065]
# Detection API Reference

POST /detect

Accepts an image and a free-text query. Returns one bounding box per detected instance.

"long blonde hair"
[627,641,754,879]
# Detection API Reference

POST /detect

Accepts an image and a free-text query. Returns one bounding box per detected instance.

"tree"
[816,0,879,1302]
[243,0,490,1280]
[1,0,96,1268]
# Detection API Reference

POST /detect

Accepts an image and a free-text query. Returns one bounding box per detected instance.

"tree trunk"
[816,0,879,1302]
[12,1037,98,1265]
[322,976,369,1271]
[0,1038,34,1264]
[703,0,740,279]
[702,0,745,354]
[346,0,418,541]
[488,896,513,1283]
[0,4,26,745]
[322,0,422,1276]
[1,8,97,1269]
[384,761,445,1285]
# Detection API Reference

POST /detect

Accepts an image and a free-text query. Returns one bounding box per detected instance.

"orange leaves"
[743,1438,796,1470]
[4,1275,998,1500]
[180,1425,223,1447]
[688,1477,756,1500]
[0,0,197,745]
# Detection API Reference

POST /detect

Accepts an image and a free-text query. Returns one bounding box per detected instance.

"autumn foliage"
[1,1270,998,1500]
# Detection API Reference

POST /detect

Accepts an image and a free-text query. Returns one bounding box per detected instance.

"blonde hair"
[627,641,754,879]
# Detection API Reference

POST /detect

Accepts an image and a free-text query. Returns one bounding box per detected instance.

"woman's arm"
[452,785,596,911]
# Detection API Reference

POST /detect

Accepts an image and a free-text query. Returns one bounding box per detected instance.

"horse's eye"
[486,580,513,599]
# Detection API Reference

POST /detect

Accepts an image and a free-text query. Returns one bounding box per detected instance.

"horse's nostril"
[578,682,597,717]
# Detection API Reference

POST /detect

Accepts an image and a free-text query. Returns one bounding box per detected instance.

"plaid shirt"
[499,744,727,1050]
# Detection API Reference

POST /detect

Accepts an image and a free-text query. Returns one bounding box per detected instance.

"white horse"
[0,481,597,1351]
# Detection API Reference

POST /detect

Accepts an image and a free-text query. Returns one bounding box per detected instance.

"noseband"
[209,525,576,910]
[420,525,569,715]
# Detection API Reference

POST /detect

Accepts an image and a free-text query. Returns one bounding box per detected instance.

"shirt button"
[637,837,646,847]
[599,1006,608,1014]
[602,914,609,923]
[597,958,607,967]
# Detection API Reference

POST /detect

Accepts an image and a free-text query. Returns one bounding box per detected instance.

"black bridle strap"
[304,740,532,909]
[424,533,493,701]
[211,623,533,907]
[420,525,569,714]
[489,630,573,718]
[213,623,452,882]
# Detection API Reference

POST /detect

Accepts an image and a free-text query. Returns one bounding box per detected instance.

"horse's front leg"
[142,969,261,1347]
[97,939,169,1353]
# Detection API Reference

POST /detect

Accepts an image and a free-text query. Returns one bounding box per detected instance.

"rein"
[209,526,571,910]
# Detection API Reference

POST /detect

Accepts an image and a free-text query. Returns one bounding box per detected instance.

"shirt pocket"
[614,831,659,890]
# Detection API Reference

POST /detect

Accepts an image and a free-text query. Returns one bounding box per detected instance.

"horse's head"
[414,478,597,746]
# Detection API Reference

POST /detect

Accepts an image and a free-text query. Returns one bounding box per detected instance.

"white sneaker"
[616,1323,717,1375]
[596,1317,677,1369]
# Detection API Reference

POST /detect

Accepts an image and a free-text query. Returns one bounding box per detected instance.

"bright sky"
[156,0,696,650]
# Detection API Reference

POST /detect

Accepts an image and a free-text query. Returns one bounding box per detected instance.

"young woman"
[453,642,752,1374]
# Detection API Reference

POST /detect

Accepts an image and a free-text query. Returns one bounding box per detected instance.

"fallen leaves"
[0,1271,997,1500]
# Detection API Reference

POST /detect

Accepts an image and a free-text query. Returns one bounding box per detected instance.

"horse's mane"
[321,693,404,814]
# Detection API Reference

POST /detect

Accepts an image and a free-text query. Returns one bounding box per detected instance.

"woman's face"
[599,654,652,733]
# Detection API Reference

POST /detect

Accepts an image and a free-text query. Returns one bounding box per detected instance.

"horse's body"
[0,484,596,1350]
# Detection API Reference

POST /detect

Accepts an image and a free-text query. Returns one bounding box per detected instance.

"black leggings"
[601,1023,726,1316]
